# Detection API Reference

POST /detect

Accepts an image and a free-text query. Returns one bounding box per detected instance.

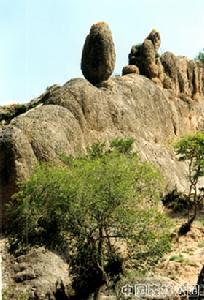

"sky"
[0,0,204,105]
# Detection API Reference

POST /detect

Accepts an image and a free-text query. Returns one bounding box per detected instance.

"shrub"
[7,139,171,298]
[162,189,190,212]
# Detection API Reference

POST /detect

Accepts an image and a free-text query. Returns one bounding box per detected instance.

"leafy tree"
[7,140,171,299]
[174,132,204,232]
[196,49,204,65]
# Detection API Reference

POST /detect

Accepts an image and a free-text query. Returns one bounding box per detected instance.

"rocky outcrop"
[1,239,72,299]
[161,52,204,98]
[0,126,38,229]
[128,30,204,98]
[1,75,204,231]
[0,85,59,125]
[81,22,116,85]
[128,29,164,85]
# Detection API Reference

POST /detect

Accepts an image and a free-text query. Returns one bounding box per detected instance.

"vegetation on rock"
[7,138,171,299]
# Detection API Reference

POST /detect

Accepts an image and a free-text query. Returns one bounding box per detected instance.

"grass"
[2,289,28,300]
[169,254,187,263]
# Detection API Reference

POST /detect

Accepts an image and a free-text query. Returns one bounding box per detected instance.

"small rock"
[14,271,36,283]
[13,262,27,273]
[122,65,139,75]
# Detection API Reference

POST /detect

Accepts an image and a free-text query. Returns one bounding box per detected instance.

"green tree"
[7,140,171,299]
[196,49,204,65]
[174,132,204,232]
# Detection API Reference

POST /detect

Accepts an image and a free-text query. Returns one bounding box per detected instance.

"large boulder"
[81,22,116,85]
[2,240,72,299]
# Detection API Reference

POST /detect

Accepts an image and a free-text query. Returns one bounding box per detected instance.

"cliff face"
[1,74,204,228]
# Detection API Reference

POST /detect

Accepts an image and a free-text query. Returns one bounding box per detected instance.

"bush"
[7,139,171,298]
[162,189,190,212]
[110,137,134,154]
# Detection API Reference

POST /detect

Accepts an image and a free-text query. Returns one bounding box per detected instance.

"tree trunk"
[93,227,107,300]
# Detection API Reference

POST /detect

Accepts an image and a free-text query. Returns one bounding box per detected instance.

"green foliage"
[87,137,134,158]
[14,104,27,115]
[174,131,204,162]
[174,132,204,184]
[162,189,190,212]
[87,141,106,158]
[169,254,191,265]
[7,139,171,297]
[7,165,71,251]
[2,289,28,300]
[110,137,134,154]
[174,132,204,222]
[169,254,185,263]
[196,49,204,65]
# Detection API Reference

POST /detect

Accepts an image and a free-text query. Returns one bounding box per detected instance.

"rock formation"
[127,30,204,98]
[122,65,139,76]
[161,52,204,98]
[2,241,72,299]
[1,75,204,231]
[81,22,116,85]
[1,24,204,299]
[146,29,161,51]
[128,29,164,85]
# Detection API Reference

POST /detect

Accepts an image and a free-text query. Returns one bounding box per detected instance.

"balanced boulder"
[81,22,116,85]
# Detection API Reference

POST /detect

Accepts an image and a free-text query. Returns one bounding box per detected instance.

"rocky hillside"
[1,23,204,299]
[1,74,204,229]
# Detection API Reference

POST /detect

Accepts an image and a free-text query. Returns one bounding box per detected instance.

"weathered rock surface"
[128,31,204,98]
[1,74,204,299]
[1,239,72,299]
[1,74,204,231]
[128,29,164,84]
[122,65,139,76]
[81,22,116,85]
[0,85,53,125]
[161,52,204,98]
